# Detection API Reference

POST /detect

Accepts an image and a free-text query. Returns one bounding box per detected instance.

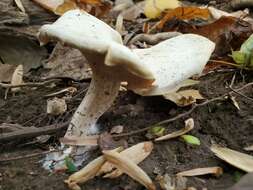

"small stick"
[0,150,57,163]
[0,79,61,89]
[0,122,69,143]
[128,32,182,45]
[231,0,253,9]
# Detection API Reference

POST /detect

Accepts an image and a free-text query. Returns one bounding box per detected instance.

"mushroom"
[38,9,215,140]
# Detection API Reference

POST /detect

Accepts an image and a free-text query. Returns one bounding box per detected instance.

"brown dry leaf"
[103,150,156,190]
[47,97,67,115]
[0,64,17,83]
[244,145,253,151]
[176,167,223,177]
[65,155,106,190]
[158,16,252,56]
[32,0,111,17]
[60,135,99,146]
[43,43,92,81]
[11,64,23,92]
[211,144,253,172]
[98,132,127,151]
[157,7,211,29]
[155,118,194,141]
[163,89,204,107]
[97,141,153,177]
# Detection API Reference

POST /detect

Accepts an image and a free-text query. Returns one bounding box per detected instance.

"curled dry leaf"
[103,150,156,190]
[155,118,194,141]
[11,64,23,92]
[157,7,211,29]
[97,141,153,177]
[176,167,223,177]
[163,89,204,107]
[47,97,67,115]
[211,144,253,172]
[65,155,106,190]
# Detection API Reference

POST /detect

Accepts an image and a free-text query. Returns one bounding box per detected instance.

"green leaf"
[149,126,165,137]
[231,51,246,65]
[181,135,200,146]
[64,156,78,173]
[233,171,244,182]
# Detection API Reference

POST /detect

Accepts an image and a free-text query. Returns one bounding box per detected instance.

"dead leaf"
[211,144,253,172]
[156,174,187,190]
[98,132,127,151]
[155,118,194,141]
[97,142,153,177]
[157,16,252,56]
[11,64,23,92]
[244,145,253,151]
[0,33,47,73]
[163,89,204,107]
[157,7,211,29]
[32,0,111,17]
[103,150,156,190]
[110,125,124,134]
[176,167,223,177]
[120,1,145,21]
[0,64,17,83]
[65,155,106,190]
[43,43,92,81]
[47,97,67,115]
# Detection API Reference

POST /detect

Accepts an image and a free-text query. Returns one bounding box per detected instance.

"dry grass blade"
[11,64,23,92]
[65,156,106,190]
[97,141,153,177]
[103,150,156,190]
[211,144,253,172]
[176,167,223,177]
[155,118,194,141]
[14,0,26,13]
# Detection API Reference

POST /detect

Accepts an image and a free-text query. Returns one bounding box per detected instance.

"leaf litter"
[0,0,253,190]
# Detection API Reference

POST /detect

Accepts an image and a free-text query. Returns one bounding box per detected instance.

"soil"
[1,0,253,190]
[1,69,253,190]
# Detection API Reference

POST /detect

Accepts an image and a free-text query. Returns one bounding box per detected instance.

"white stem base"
[65,66,121,137]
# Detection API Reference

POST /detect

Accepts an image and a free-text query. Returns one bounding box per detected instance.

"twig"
[231,0,253,9]
[128,32,182,45]
[0,150,58,163]
[0,122,69,143]
[114,82,253,137]
[0,79,61,89]
[209,59,252,70]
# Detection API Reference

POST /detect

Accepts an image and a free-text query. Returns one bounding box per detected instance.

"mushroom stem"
[65,59,121,137]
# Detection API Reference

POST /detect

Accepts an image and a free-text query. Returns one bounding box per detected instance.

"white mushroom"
[38,9,215,139]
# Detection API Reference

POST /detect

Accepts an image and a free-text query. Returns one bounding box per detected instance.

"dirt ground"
[1,0,253,190]
[1,69,253,190]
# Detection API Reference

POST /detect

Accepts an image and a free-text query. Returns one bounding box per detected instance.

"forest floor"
[0,0,253,190]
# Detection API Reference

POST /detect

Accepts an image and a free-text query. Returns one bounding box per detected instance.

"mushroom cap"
[38,9,155,88]
[133,34,215,96]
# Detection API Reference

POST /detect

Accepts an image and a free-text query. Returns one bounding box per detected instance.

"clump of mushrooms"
[38,10,215,142]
